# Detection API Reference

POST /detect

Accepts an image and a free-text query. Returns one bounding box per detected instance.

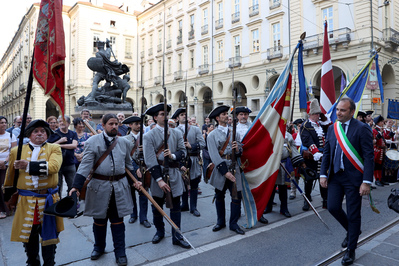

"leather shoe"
[370,185,377,190]
[173,239,191,249]
[302,201,310,211]
[381,181,390,186]
[322,200,328,209]
[375,180,384,187]
[180,206,189,212]
[190,209,201,217]
[141,220,151,228]
[231,227,245,235]
[152,234,164,244]
[128,217,137,224]
[90,250,104,260]
[341,249,355,265]
[259,216,269,224]
[289,195,296,200]
[280,211,292,218]
[212,224,226,232]
[116,256,128,266]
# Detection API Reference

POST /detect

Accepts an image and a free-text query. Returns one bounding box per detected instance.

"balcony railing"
[188,29,195,40]
[157,44,162,52]
[167,39,172,48]
[198,64,209,75]
[249,4,259,17]
[228,56,242,68]
[267,45,283,60]
[174,70,184,80]
[270,0,281,10]
[154,76,161,85]
[140,51,144,58]
[177,35,182,45]
[232,12,240,24]
[303,27,352,53]
[215,19,223,30]
[201,24,208,35]
[383,28,399,50]
[148,48,153,56]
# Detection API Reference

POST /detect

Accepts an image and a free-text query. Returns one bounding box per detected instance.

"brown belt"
[93,173,125,181]
[30,188,56,194]
[157,160,180,168]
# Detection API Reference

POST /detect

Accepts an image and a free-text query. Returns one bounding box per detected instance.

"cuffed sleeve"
[216,161,228,176]
[148,165,162,181]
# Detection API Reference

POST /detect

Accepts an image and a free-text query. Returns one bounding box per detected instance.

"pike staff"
[230,58,238,200]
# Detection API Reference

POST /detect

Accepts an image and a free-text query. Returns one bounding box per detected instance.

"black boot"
[42,244,57,266]
[302,199,310,211]
[92,222,107,255]
[215,194,226,227]
[24,224,40,266]
[111,222,126,260]
[190,188,200,216]
[180,191,189,211]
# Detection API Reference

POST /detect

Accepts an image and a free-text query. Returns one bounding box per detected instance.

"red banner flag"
[33,0,66,118]
[320,21,335,114]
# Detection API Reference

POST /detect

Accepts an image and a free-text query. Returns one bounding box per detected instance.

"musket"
[279,162,330,230]
[182,71,190,187]
[138,65,146,183]
[162,8,173,209]
[230,58,238,200]
[82,120,197,250]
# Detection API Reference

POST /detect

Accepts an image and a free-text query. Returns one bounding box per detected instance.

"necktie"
[334,123,346,173]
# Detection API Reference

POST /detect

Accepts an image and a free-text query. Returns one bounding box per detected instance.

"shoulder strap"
[130,136,139,156]
[218,130,231,156]
[91,138,119,175]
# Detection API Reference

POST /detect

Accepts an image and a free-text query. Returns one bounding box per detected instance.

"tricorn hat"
[171,108,186,119]
[308,99,322,115]
[365,110,374,116]
[233,106,252,114]
[373,115,384,124]
[144,103,172,117]
[293,118,305,125]
[300,167,318,181]
[208,105,230,120]
[357,110,367,118]
[44,192,77,218]
[122,116,141,124]
[25,119,51,137]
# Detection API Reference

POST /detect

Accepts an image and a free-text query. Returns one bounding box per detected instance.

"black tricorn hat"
[373,115,384,124]
[171,108,186,119]
[25,119,51,137]
[365,110,374,116]
[122,116,141,124]
[208,105,230,119]
[44,192,77,218]
[293,118,305,125]
[357,110,367,118]
[144,103,172,116]
[233,106,252,114]
[300,167,317,181]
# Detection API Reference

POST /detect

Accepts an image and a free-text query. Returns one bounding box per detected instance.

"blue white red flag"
[240,41,300,227]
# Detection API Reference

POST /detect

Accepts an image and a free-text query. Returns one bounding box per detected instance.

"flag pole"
[280,162,330,230]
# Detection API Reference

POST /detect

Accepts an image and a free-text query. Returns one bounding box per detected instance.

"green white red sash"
[333,122,364,173]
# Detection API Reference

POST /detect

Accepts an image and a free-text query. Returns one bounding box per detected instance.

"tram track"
[317,216,399,265]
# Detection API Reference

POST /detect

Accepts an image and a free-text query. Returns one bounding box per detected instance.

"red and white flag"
[33,0,66,118]
[319,21,335,114]
[240,43,298,226]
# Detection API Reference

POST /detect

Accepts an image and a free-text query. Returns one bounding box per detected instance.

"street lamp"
[388,57,399,65]
[194,96,198,106]
[265,68,278,96]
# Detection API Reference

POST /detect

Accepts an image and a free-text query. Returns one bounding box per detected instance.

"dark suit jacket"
[320,118,374,186]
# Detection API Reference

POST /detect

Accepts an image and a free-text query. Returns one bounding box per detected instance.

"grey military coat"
[76,133,134,219]
[177,125,206,180]
[143,126,186,198]
[276,132,303,185]
[122,133,140,162]
[207,126,243,191]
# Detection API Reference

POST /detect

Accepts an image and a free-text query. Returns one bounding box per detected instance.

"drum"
[384,150,399,170]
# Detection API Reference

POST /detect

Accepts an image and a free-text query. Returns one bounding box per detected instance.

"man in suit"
[320,98,374,266]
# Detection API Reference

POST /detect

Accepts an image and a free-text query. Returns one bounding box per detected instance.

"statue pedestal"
[73,102,133,124]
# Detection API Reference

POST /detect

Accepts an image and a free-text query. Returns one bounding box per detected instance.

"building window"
[203,45,208,65]
[217,40,224,62]
[109,36,116,53]
[272,23,281,49]
[158,60,162,76]
[218,2,223,20]
[203,8,208,26]
[178,54,182,71]
[149,17,153,25]
[158,30,162,45]
[167,57,172,74]
[252,29,259,52]
[234,35,240,57]
[178,1,183,10]
[93,33,100,53]
[190,50,195,68]
[234,0,240,13]
[125,38,132,58]
[159,12,162,21]
[110,20,116,27]
[168,7,172,16]
[322,6,333,31]
[178,20,183,43]
[149,62,153,79]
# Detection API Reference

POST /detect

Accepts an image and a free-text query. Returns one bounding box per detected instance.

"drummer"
[384,119,397,150]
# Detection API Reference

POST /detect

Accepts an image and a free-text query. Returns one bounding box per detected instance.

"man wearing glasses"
[6,116,22,135]
[13,114,33,144]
